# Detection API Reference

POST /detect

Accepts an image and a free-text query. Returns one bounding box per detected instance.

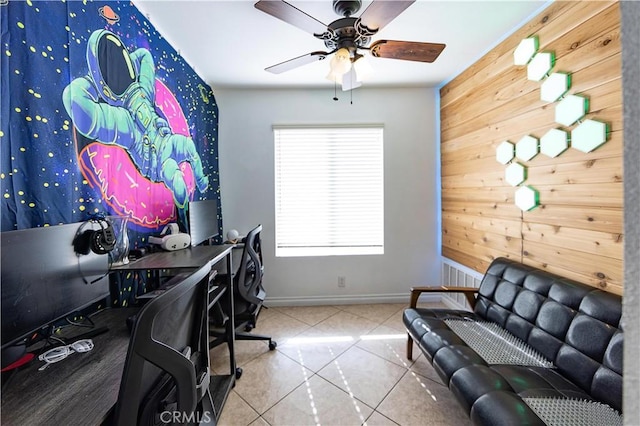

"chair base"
[236,331,277,350]
[209,328,277,351]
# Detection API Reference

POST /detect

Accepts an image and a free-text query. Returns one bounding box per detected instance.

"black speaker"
[74,217,116,255]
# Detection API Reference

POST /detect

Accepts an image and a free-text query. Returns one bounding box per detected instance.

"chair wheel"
[235,367,243,380]
[244,324,254,332]
[269,341,277,350]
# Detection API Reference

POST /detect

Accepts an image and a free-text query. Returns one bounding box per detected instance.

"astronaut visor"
[97,34,136,97]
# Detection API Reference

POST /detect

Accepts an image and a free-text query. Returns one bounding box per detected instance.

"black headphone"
[74,216,116,255]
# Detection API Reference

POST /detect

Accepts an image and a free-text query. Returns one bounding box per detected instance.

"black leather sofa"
[403,257,623,426]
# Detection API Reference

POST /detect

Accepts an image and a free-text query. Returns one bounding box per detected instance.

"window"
[274,126,384,257]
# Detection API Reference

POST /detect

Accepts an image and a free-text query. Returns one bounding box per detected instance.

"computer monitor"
[187,199,220,246]
[1,222,110,366]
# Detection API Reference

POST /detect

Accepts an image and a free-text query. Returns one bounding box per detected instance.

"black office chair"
[210,224,277,351]
[113,265,217,426]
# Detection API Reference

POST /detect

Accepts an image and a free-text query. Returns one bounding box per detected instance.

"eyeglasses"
[38,339,94,371]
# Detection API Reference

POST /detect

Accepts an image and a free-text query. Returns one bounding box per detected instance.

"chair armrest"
[409,286,479,309]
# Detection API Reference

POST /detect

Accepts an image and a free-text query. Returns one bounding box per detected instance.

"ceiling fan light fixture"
[330,47,352,75]
[353,55,373,82]
[325,70,343,84]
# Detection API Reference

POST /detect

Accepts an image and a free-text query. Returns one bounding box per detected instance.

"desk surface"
[112,244,233,271]
[1,245,237,425]
[1,307,138,425]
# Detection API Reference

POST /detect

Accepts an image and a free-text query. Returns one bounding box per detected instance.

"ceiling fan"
[255,0,446,91]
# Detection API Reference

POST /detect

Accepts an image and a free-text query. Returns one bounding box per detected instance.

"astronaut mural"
[2,1,220,302]
[1,1,220,235]
[63,29,209,228]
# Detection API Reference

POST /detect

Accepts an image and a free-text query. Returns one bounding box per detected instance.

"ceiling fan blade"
[370,40,446,63]
[341,68,362,91]
[265,51,330,74]
[357,1,415,35]
[255,0,329,37]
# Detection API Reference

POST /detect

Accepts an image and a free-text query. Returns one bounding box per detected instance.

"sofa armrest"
[410,286,479,309]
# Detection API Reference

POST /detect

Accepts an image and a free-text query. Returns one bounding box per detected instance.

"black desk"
[0,307,139,425]
[114,244,235,272]
[112,244,238,424]
[1,245,236,425]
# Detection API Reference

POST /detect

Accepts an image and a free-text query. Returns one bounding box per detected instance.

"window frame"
[273,124,384,257]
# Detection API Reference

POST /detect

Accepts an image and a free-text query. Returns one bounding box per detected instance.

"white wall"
[621,1,640,419]
[214,87,440,306]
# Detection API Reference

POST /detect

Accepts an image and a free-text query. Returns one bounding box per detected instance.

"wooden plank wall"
[440,1,623,295]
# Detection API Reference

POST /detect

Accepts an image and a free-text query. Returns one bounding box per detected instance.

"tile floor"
[209,303,472,426]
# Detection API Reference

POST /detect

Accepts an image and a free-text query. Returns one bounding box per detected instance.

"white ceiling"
[133,0,548,90]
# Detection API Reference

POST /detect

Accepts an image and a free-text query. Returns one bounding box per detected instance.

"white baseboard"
[265,292,442,307]
[264,257,481,308]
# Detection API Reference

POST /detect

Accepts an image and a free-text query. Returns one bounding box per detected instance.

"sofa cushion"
[452,364,594,424]
[402,307,472,353]
[580,290,622,327]
[470,391,546,426]
[403,307,480,357]
[565,313,615,362]
[527,327,564,363]
[448,365,513,414]
[432,344,486,384]
[534,300,575,341]
[548,280,591,308]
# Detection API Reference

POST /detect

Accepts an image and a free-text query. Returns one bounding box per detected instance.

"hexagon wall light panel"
[496,141,515,164]
[509,33,611,211]
[527,52,554,81]
[571,119,608,153]
[505,163,527,187]
[515,135,539,161]
[514,37,538,65]
[541,73,570,102]
[555,94,588,127]
[515,186,539,211]
[540,128,569,158]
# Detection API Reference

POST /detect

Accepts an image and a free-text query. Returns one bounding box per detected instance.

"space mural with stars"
[1,0,221,242]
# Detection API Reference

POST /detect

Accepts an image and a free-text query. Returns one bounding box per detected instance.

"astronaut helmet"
[86,29,138,107]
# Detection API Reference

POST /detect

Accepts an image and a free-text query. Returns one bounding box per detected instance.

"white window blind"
[274,126,384,257]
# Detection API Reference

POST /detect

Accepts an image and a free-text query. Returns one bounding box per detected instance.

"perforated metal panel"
[523,397,623,426]
[444,319,553,367]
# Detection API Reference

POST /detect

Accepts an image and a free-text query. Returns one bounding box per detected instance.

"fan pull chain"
[349,69,354,104]
[333,81,338,101]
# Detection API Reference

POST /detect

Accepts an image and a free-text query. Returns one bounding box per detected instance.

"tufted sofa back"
[473,257,623,412]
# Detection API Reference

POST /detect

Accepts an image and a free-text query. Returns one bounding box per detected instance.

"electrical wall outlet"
[338,276,346,288]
